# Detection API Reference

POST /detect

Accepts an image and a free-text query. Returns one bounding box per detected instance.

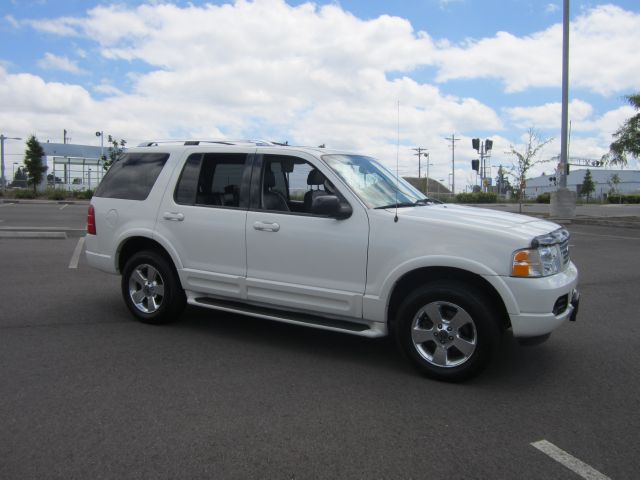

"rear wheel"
[394,281,500,381]
[121,250,186,324]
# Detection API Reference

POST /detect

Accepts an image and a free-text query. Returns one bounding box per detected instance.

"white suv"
[86,140,579,381]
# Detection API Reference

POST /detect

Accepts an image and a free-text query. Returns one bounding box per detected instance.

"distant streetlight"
[95,131,104,161]
[425,155,434,194]
[0,134,22,191]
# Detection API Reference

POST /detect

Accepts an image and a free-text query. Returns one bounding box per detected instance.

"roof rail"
[136,139,281,147]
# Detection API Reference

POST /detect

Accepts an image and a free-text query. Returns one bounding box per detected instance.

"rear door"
[155,148,253,299]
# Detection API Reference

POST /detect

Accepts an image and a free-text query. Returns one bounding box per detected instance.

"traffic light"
[485,139,493,151]
[471,159,479,171]
[472,138,480,151]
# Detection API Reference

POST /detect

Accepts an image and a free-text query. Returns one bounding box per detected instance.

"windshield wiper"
[374,202,419,210]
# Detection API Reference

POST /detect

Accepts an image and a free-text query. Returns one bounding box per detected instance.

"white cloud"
[6,0,639,185]
[37,52,86,74]
[12,0,503,180]
[505,99,593,129]
[4,14,20,28]
[545,3,559,14]
[433,5,640,95]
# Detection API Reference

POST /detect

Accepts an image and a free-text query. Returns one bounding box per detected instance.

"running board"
[188,296,386,338]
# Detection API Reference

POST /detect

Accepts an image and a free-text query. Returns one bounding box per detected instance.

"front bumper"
[504,262,579,338]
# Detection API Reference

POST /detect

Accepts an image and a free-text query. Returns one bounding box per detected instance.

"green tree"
[23,135,47,194]
[11,167,28,188]
[102,135,127,170]
[603,93,640,167]
[495,165,514,196]
[508,128,553,213]
[580,169,595,202]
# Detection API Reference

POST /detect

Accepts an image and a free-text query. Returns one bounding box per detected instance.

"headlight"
[512,228,568,277]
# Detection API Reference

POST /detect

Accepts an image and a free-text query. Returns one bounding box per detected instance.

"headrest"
[306,168,325,186]
[281,159,294,173]
[264,170,276,188]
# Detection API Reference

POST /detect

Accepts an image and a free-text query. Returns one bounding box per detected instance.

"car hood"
[395,204,562,240]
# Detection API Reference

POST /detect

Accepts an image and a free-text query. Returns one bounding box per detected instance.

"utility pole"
[412,147,427,178]
[445,134,459,194]
[1,134,22,192]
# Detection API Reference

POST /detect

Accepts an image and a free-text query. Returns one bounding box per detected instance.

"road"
[1,203,639,479]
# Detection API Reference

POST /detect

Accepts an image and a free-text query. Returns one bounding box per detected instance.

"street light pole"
[1,134,22,192]
[425,153,432,195]
[550,0,576,218]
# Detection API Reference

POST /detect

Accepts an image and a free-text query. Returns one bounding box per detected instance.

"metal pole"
[445,134,459,194]
[559,0,570,188]
[426,152,430,194]
[1,135,5,191]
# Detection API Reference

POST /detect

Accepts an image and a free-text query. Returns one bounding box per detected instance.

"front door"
[245,152,369,319]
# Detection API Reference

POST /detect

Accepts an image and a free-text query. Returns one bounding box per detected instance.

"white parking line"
[59,204,69,210]
[68,236,85,269]
[531,440,611,480]
[0,203,15,207]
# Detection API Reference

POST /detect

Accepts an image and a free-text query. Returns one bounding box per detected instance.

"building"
[39,142,106,191]
[524,169,640,200]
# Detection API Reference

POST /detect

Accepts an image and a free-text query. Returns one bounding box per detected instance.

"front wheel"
[121,250,186,324]
[394,281,500,381]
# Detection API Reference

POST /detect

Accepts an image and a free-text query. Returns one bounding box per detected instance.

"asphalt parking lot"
[1,202,639,479]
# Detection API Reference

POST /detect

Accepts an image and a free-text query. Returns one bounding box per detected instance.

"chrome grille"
[560,239,570,266]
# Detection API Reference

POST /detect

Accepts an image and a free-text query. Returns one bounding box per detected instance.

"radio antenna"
[394,100,400,223]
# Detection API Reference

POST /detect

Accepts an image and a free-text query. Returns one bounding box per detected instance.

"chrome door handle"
[253,221,280,232]
[163,212,185,221]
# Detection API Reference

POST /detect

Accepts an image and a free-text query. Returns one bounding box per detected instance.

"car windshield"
[323,154,432,209]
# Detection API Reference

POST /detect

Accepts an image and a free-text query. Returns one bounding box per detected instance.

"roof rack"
[136,139,280,147]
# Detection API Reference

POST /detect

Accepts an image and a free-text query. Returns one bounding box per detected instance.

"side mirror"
[311,195,352,219]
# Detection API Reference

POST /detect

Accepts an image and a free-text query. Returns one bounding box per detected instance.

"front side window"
[174,153,247,208]
[323,154,430,209]
[94,152,169,200]
[261,155,341,215]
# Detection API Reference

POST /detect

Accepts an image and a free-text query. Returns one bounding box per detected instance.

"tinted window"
[94,153,169,200]
[175,153,247,208]
[174,154,202,204]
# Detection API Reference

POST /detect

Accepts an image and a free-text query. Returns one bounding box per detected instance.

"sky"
[1,0,639,192]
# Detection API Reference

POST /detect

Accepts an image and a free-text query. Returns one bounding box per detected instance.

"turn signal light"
[512,250,531,277]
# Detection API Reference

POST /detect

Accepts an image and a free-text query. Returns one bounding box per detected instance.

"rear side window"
[174,152,248,208]
[94,153,169,200]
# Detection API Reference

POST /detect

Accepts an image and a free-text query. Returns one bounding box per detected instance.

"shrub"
[14,189,36,199]
[46,188,67,200]
[455,192,497,204]
[608,194,640,204]
[75,189,94,200]
[536,192,551,204]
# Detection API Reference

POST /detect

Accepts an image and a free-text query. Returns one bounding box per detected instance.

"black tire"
[393,281,500,382]
[121,250,186,325]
